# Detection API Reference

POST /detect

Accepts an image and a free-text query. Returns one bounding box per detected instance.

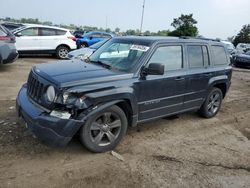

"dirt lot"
[0,58,250,188]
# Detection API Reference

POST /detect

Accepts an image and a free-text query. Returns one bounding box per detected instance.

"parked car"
[236,43,250,53]
[221,40,237,55]
[73,30,86,38]
[234,50,250,68]
[67,39,109,60]
[76,31,114,49]
[16,37,232,152]
[13,25,77,59]
[0,25,19,64]
[1,22,24,31]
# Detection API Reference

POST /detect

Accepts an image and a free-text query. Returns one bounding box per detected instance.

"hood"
[68,48,95,58]
[33,60,132,88]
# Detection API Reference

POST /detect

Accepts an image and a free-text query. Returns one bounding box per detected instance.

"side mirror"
[143,63,165,76]
[15,33,22,37]
[89,36,93,40]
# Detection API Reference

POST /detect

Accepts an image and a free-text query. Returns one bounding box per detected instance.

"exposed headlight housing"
[62,91,88,109]
[46,85,56,103]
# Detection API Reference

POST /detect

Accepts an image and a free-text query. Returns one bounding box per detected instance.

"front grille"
[27,71,45,103]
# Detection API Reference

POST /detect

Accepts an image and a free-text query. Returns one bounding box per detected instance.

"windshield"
[88,39,150,72]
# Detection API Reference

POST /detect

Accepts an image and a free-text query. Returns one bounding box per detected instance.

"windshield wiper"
[86,58,112,69]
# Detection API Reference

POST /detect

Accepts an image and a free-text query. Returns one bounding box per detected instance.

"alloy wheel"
[90,112,122,146]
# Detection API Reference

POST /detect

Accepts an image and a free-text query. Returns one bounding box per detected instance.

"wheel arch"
[56,44,70,51]
[208,75,229,98]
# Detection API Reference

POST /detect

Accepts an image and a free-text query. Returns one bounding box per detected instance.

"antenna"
[140,0,146,34]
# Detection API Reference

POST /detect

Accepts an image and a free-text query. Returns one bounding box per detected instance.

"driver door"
[136,44,187,122]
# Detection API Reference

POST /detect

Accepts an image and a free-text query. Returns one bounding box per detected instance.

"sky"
[0,0,249,39]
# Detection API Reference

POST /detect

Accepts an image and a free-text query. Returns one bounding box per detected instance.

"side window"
[187,45,210,68]
[19,28,38,36]
[91,34,102,38]
[212,45,228,65]
[40,28,56,36]
[102,34,112,38]
[148,46,183,71]
[187,46,204,68]
[56,29,66,36]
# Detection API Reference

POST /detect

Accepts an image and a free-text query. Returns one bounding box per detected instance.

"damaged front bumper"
[16,85,83,147]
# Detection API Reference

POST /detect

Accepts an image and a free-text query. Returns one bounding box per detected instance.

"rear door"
[39,28,66,50]
[183,44,212,109]
[15,27,40,51]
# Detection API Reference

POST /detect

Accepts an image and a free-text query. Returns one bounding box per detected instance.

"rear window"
[212,46,228,65]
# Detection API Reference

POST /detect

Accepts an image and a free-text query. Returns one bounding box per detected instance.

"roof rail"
[180,36,221,42]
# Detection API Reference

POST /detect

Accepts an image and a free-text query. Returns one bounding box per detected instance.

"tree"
[115,27,120,33]
[233,24,250,46]
[169,14,198,37]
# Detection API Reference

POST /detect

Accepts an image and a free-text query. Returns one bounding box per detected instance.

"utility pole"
[105,16,108,31]
[140,0,146,34]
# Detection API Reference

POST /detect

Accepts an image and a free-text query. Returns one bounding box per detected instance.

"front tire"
[56,46,69,59]
[199,87,223,118]
[80,105,128,153]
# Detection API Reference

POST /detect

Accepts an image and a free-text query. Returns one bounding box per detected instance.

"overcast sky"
[1,0,249,39]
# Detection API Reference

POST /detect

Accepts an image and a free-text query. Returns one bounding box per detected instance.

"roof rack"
[180,36,221,42]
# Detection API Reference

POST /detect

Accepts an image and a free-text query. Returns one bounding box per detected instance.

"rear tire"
[80,105,128,153]
[56,46,69,59]
[199,87,223,118]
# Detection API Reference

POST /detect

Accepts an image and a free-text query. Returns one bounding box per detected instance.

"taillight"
[68,36,76,41]
[0,36,15,41]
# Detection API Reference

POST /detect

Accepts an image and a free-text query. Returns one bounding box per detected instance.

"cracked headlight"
[62,92,88,108]
[46,85,56,103]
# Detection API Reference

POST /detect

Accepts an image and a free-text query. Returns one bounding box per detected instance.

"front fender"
[85,87,138,116]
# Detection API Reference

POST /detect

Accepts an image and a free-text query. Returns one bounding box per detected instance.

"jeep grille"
[27,71,45,103]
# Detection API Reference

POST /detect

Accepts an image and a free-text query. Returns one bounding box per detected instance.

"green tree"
[169,14,198,37]
[115,27,120,33]
[233,24,250,46]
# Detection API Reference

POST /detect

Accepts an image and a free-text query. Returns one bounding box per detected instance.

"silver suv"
[0,25,18,64]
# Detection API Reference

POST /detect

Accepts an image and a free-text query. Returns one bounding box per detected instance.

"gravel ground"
[0,58,249,188]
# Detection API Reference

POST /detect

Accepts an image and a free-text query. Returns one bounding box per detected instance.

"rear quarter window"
[211,45,228,65]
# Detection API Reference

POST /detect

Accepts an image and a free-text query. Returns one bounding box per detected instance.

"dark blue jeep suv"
[17,36,232,152]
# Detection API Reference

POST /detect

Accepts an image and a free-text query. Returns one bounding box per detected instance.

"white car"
[13,24,77,59]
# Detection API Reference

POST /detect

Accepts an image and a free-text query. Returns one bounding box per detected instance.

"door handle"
[204,73,212,77]
[175,76,185,81]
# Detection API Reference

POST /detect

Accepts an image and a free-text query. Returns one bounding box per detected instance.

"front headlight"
[46,85,56,103]
[62,91,88,108]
